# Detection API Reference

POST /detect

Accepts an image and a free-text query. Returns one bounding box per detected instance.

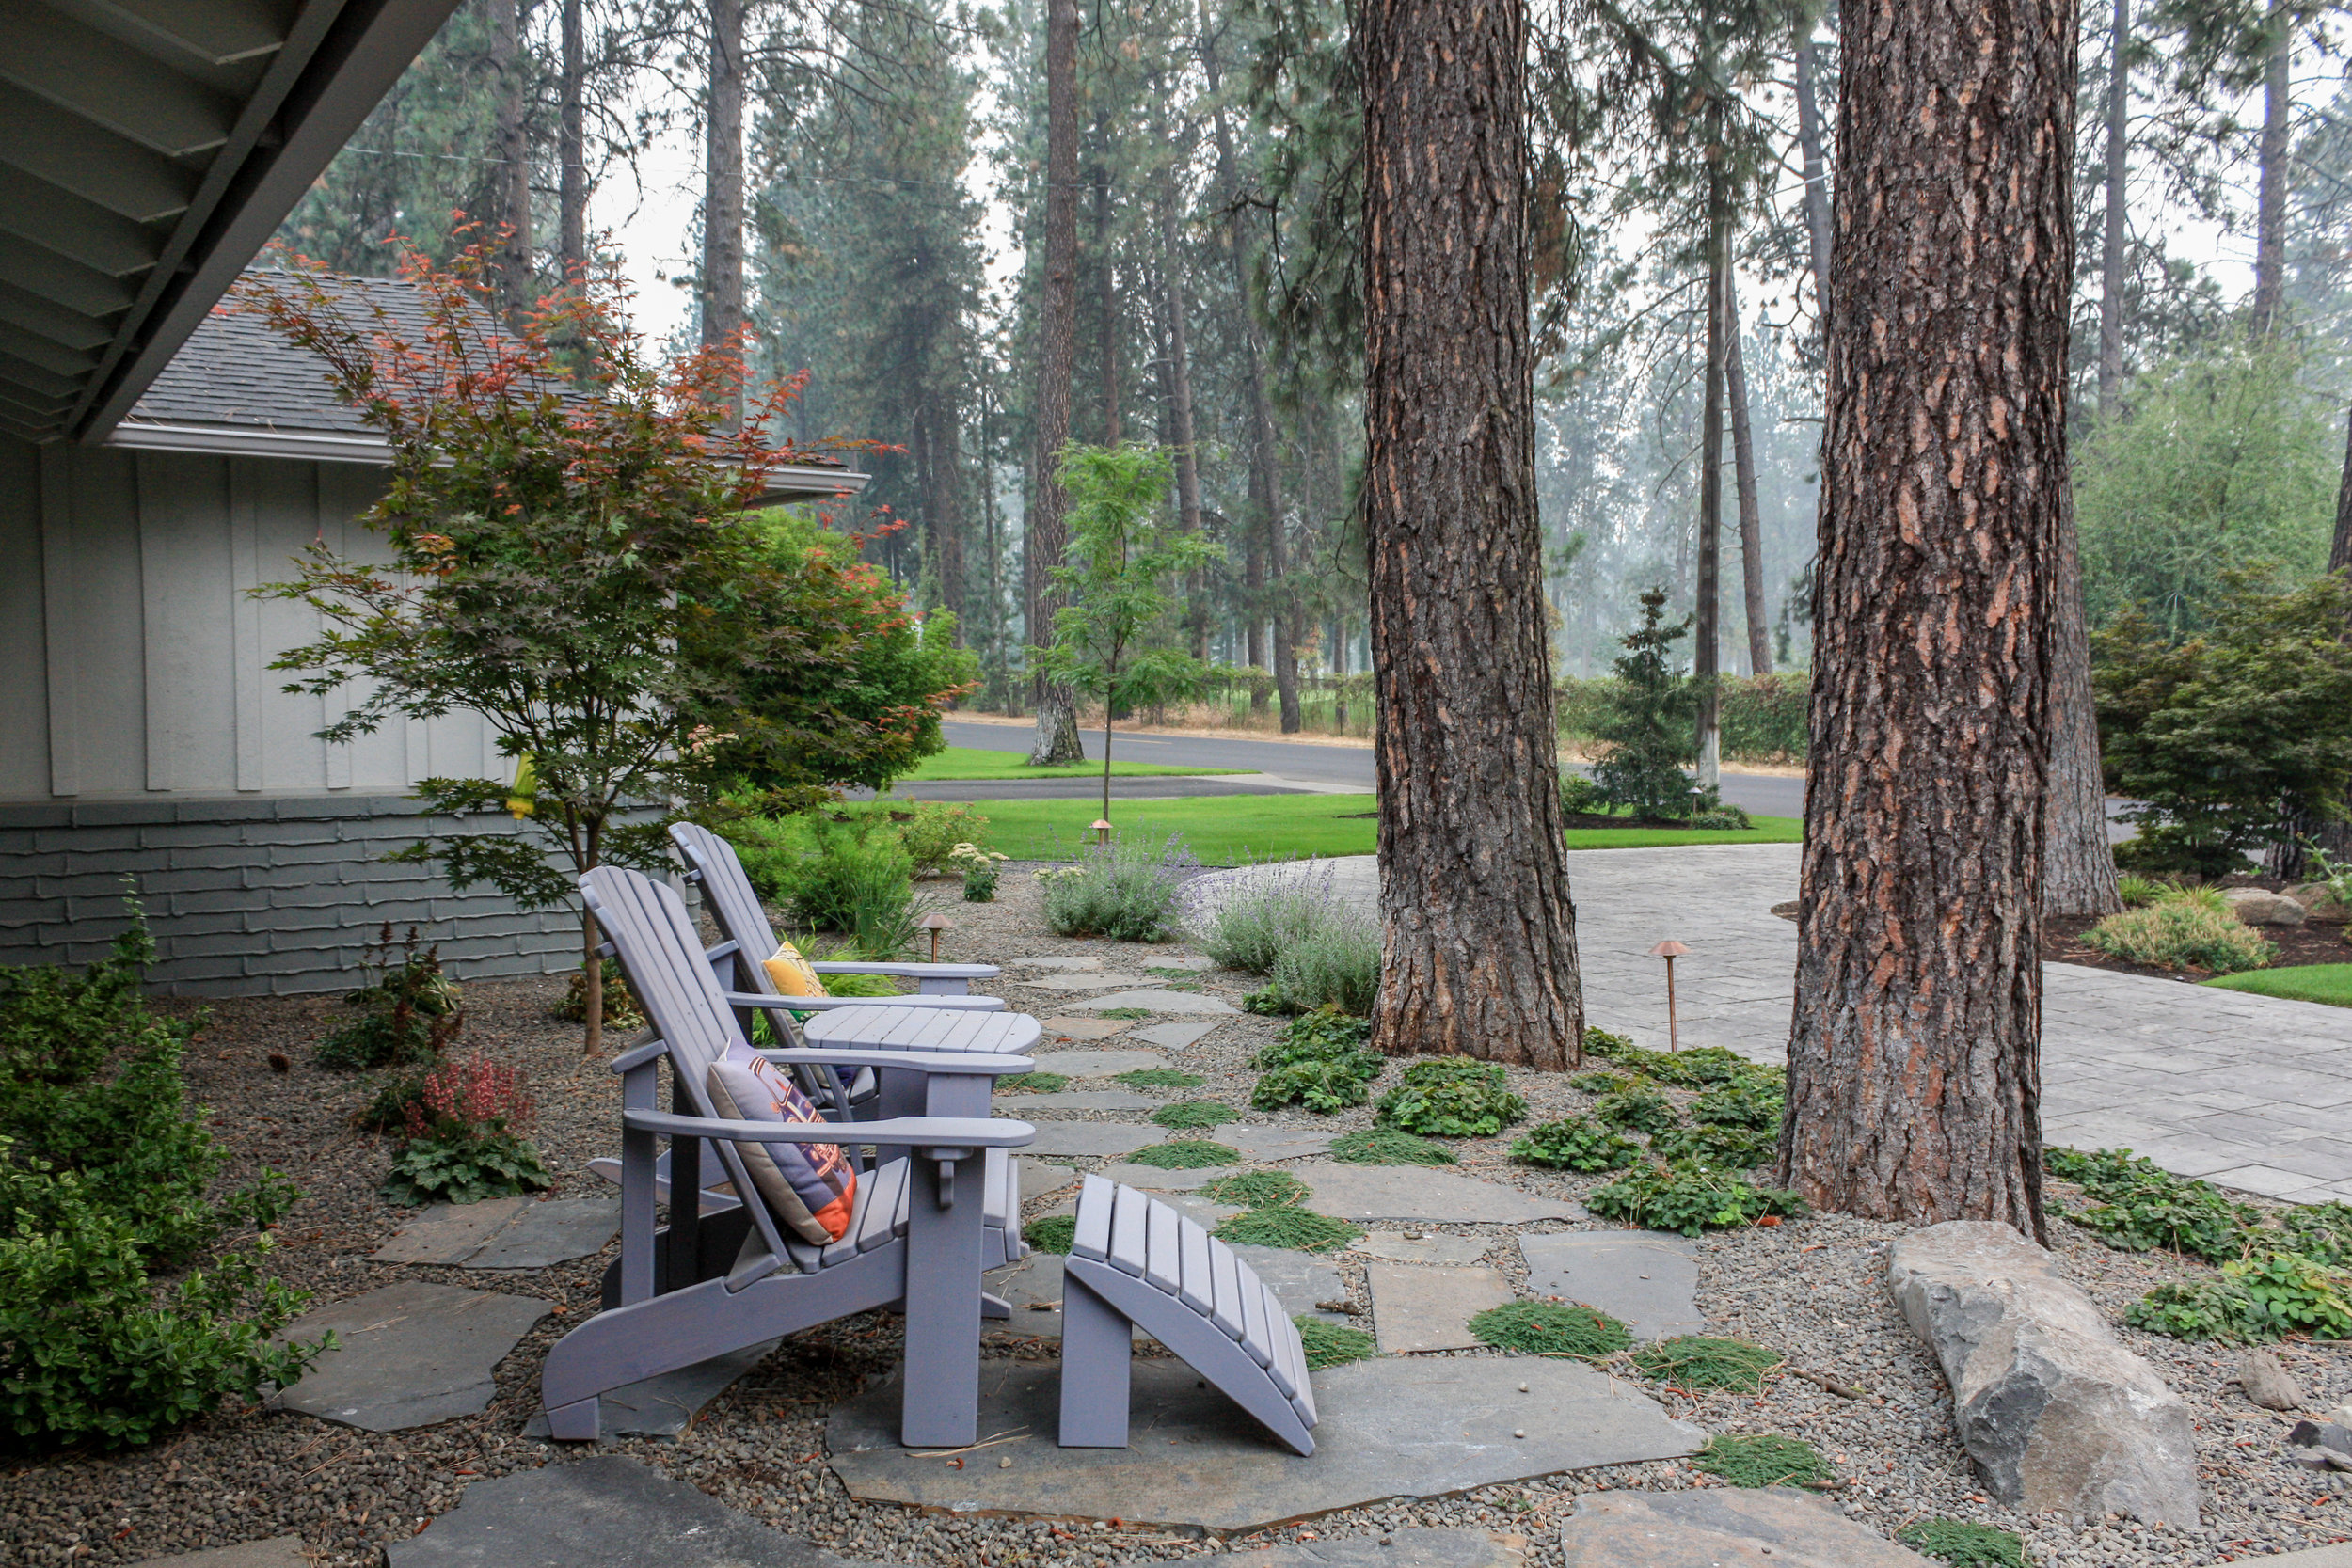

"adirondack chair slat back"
[669,823,783,994]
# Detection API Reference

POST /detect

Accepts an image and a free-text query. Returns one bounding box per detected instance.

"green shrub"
[1195,858,1341,974]
[2084,888,2276,974]
[1511,1117,1645,1171]
[380,1056,552,1207]
[1559,773,1608,816]
[1116,1067,1204,1090]
[1581,1027,1639,1057]
[1256,1007,1375,1064]
[317,924,463,1069]
[1152,1101,1239,1129]
[1629,1335,1780,1392]
[1468,1301,1631,1357]
[1375,1059,1529,1138]
[894,802,990,876]
[2123,1278,2273,1341]
[1589,588,1702,818]
[2114,873,2168,908]
[2048,1147,2257,1261]
[1127,1140,1240,1168]
[1327,1127,1457,1165]
[730,813,916,935]
[1295,1316,1379,1370]
[1266,921,1381,1016]
[1896,1522,2027,1568]
[1001,1072,1069,1093]
[1693,1433,1832,1487]
[1201,1171,1311,1209]
[1594,1086,1681,1135]
[2224,1251,2352,1338]
[812,969,909,999]
[1041,832,1199,942]
[1585,1163,1807,1236]
[951,843,1007,901]
[1570,1069,1633,1094]
[554,957,644,1027]
[1025,1215,1078,1254]
[1214,1208,1360,1253]
[1687,804,1754,831]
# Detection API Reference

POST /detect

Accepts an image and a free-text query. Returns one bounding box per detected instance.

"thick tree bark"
[560,0,587,280]
[1363,0,1584,1070]
[488,0,532,310]
[2249,0,2289,336]
[2098,0,2128,410]
[1090,116,1120,446]
[1695,165,1727,788]
[1778,0,2075,1238]
[701,0,746,362]
[1793,30,1834,322]
[2043,489,2122,916]
[1028,0,1085,765]
[1726,275,1772,676]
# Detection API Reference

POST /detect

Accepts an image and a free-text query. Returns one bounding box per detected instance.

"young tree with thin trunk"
[1362,0,1585,1070]
[1028,0,1087,765]
[1778,0,2077,1236]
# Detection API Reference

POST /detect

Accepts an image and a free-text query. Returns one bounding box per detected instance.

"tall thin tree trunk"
[918,393,967,626]
[2098,0,2128,408]
[1029,0,1085,765]
[489,0,532,310]
[1726,274,1771,678]
[1779,0,2075,1237]
[1157,146,1210,660]
[2335,406,2352,576]
[1363,0,1584,1069]
[2043,488,2122,915]
[1695,160,1727,789]
[2249,0,2289,336]
[1793,27,1834,319]
[702,0,746,369]
[560,0,586,280]
[1093,141,1120,446]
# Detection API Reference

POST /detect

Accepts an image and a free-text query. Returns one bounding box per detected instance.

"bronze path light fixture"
[1649,940,1689,1052]
[918,911,951,963]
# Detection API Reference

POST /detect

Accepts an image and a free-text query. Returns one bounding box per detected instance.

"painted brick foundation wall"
[0,796,587,995]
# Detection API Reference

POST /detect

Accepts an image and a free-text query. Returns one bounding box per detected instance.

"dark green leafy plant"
[1126,1140,1240,1168]
[1200,1171,1311,1209]
[555,956,644,1027]
[1116,1068,1205,1090]
[2047,1148,2257,1261]
[1631,1046,1759,1088]
[1629,1335,1780,1392]
[1650,1124,1777,1170]
[1025,1215,1078,1254]
[1692,1433,1832,1487]
[1375,1060,1529,1138]
[2124,1278,2273,1341]
[1511,1117,1645,1171]
[356,1071,429,1134]
[1586,1163,1807,1236]
[1581,1027,1639,1057]
[1295,1315,1379,1370]
[2279,1202,2352,1266]
[317,924,464,1069]
[1214,1208,1360,1253]
[1690,1079,1784,1131]
[380,1056,552,1207]
[1594,1086,1681,1135]
[1152,1101,1240,1129]
[1569,1070,1633,1094]
[2226,1251,2352,1338]
[1328,1127,1457,1165]
[1257,1006,1375,1062]
[1000,1073,1069,1094]
[1468,1301,1631,1357]
[1896,1522,2027,1568]
[1254,1055,1384,1112]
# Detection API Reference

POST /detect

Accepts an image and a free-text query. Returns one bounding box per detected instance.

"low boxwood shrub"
[2084,888,2276,974]
[1511,1117,1644,1172]
[1327,1127,1457,1166]
[1375,1060,1528,1138]
[1469,1301,1631,1357]
[1585,1162,1807,1236]
[1040,832,1200,942]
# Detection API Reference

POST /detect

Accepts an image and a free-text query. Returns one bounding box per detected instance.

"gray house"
[1,0,862,994]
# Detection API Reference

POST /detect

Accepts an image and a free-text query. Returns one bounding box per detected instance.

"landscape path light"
[1649,939,1689,1052]
[918,911,951,963]
[1091,818,1113,847]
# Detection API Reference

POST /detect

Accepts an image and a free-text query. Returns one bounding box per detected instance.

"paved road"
[1201,845,2352,1205]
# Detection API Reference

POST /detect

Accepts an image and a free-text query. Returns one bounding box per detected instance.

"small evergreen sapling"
[1591,588,1702,820]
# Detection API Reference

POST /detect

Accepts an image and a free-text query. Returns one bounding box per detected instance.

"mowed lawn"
[2201,963,2352,1008]
[967,792,1804,864]
[904,746,1247,782]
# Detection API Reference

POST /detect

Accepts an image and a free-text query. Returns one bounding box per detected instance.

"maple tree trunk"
[2098,0,2127,409]
[1028,0,1085,766]
[1778,0,2075,1237]
[1695,164,1726,788]
[489,0,532,310]
[702,0,746,361]
[1363,0,1583,1070]
[1726,275,1772,676]
[2249,0,2288,336]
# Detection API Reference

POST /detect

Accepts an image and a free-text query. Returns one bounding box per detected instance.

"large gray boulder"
[2222,886,2307,927]
[1886,1221,2200,1525]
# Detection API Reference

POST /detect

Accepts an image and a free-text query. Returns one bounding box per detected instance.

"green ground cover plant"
[1152,1101,1240,1129]
[1295,1316,1380,1370]
[1511,1117,1645,1171]
[1327,1127,1458,1165]
[1126,1140,1240,1168]
[2045,1148,2257,1260]
[1468,1301,1632,1358]
[1690,1079,1785,1129]
[1693,1433,1832,1487]
[1629,1335,1780,1392]
[1025,1215,1078,1254]
[1375,1060,1529,1137]
[1569,1070,1634,1094]
[1098,1006,1152,1020]
[1214,1208,1361,1253]
[1586,1164,1808,1235]
[2202,963,2352,1007]
[1000,1073,1069,1093]
[1039,832,1199,942]
[380,1056,552,1207]
[1896,1522,2028,1568]
[1200,1171,1311,1208]
[2084,887,2277,974]
[1115,1068,1205,1089]
[1252,1007,1386,1110]
[1649,1124,1777,1169]
[1594,1085,1681,1134]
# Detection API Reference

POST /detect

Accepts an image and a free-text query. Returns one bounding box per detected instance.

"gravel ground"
[1,864,2344,1566]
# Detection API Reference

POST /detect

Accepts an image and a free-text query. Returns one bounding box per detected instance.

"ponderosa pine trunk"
[1157,142,1211,659]
[1793,27,1834,320]
[1695,162,1727,788]
[2098,0,2128,409]
[2335,407,2352,576]
[1363,0,1584,1070]
[1778,0,2075,1238]
[1028,0,1085,765]
[560,0,586,281]
[2249,0,2289,337]
[1726,275,1772,676]
[702,0,746,364]
[2043,489,2122,916]
[489,0,532,311]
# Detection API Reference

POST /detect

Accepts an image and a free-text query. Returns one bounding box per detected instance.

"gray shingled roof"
[120,272,428,437]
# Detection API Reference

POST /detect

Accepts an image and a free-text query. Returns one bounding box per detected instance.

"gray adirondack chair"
[541,864,1037,1449]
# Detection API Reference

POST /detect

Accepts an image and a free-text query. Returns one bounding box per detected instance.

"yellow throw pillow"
[762,942,827,999]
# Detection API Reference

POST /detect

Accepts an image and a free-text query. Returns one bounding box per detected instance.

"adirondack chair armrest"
[610,1033,668,1073]
[720,990,1000,1013]
[706,938,742,961]
[621,1107,1037,1151]
[806,961,1002,980]
[756,1048,1035,1077]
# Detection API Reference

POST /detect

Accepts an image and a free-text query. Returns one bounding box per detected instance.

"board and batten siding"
[1,436,582,994]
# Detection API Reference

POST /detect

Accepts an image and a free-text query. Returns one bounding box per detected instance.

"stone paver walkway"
[1248,846,2352,1204]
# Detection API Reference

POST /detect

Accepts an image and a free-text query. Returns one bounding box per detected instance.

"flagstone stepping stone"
[1519,1232,1703,1341]
[1229,1243,1349,1323]
[1097,1161,1226,1190]
[1224,1125,1338,1162]
[1555,1486,1930,1568]
[1041,1017,1133,1040]
[1024,973,1156,991]
[1006,1089,1162,1114]
[1355,1230,1494,1266]
[1009,956,1102,971]
[1143,956,1220,972]
[133,1538,311,1568]
[1084,989,1239,1015]
[271,1282,549,1432]
[1199,1528,1524,1568]
[388,1454,886,1567]
[1294,1163,1583,1225]
[828,1355,1702,1530]
[1133,1019,1226,1050]
[1021,1162,1080,1200]
[372,1196,619,1270]
[1026,1049,1171,1077]
[1009,1120,1164,1159]
[1367,1262,1518,1354]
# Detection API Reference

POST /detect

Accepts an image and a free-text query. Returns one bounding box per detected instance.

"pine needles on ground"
[1200,1170,1311,1209]
[1467,1301,1632,1358]
[1295,1315,1380,1370]
[1629,1335,1781,1392]
[1692,1433,1831,1487]
[1895,1522,2026,1568]
[1214,1207,1361,1254]
[1127,1139,1241,1168]
[1024,1215,1077,1254]
[1116,1068,1206,1089]
[1328,1127,1458,1165]
[1152,1101,1240,1129]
